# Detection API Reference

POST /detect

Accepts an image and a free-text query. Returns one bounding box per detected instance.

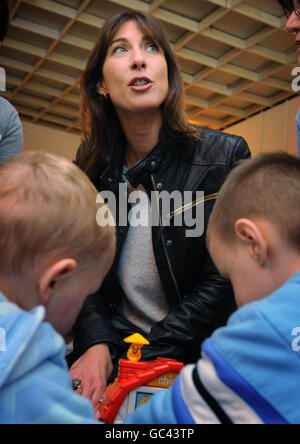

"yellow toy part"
[124,333,150,362]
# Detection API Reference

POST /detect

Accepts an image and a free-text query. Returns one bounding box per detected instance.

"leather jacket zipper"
[168,192,219,220]
[151,175,182,302]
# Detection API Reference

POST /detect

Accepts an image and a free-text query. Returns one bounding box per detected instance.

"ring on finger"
[72,378,82,391]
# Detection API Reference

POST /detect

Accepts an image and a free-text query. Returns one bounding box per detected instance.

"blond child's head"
[0,151,115,335]
[207,152,300,308]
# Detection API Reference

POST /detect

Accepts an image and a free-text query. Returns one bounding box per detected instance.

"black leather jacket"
[72,127,251,367]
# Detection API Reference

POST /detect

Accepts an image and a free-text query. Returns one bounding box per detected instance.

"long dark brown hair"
[78,11,200,181]
[278,0,294,15]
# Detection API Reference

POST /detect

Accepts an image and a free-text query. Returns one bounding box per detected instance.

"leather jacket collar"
[100,132,172,191]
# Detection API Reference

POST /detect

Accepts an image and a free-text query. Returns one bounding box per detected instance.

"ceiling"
[0,0,297,135]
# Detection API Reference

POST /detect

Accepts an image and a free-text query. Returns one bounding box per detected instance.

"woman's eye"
[112,46,126,54]
[147,43,159,52]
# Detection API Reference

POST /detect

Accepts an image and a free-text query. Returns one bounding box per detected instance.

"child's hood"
[0,292,66,389]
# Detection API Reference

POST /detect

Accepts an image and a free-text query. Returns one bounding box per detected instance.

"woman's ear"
[235,218,269,268]
[38,259,77,306]
[97,80,108,97]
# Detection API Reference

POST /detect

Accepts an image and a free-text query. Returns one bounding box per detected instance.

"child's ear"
[38,259,77,306]
[235,218,268,267]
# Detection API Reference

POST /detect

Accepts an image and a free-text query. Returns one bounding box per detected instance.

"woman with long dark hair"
[70,11,251,416]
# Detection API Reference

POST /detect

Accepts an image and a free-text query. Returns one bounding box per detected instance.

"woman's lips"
[129,77,153,92]
[129,82,153,92]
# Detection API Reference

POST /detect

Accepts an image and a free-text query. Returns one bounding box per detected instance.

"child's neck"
[0,278,17,302]
[272,250,300,288]
[0,277,36,311]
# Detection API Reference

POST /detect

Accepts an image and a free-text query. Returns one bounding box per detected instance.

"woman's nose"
[132,61,146,69]
[286,11,300,33]
[131,49,146,70]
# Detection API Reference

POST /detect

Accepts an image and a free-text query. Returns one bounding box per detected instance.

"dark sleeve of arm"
[72,290,123,363]
[142,136,251,363]
[143,251,235,363]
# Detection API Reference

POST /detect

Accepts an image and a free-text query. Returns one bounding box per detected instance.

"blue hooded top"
[125,272,300,424]
[0,292,99,424]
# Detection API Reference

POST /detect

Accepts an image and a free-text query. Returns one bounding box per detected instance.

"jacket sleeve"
[72,288,124,364]
[72,142,125,364]
[141,136,251,363]
[142,253,235,363]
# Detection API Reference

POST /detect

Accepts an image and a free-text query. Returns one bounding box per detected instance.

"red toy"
[99,334,184,424]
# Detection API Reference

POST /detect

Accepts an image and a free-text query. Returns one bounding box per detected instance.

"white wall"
[21,120,81,162]
[226,95,300,157]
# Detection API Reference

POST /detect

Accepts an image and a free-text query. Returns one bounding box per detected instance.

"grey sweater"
[115,167,169,334]
[0,97,23,164]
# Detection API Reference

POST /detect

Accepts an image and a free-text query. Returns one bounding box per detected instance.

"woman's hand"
[69,343,113,420]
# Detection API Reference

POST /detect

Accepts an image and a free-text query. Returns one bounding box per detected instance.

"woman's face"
[99,20,169,116]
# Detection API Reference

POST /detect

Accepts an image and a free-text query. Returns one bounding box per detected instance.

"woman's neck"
[117,108,163,167]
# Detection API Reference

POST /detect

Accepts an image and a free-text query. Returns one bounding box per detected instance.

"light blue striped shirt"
[125,272,300,424]
[0,97,23,164]
[296,107,300,158]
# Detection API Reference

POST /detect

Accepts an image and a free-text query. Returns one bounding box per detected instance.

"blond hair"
[0,151,115,276]
[208,152,300,251]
